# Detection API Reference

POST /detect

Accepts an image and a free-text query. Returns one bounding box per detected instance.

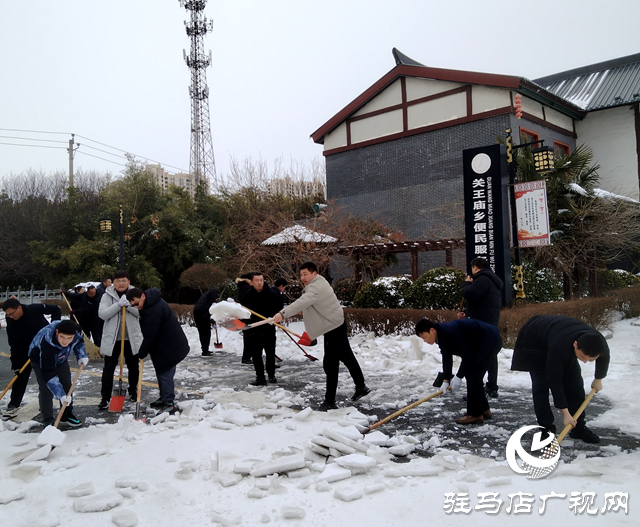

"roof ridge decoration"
[392,48,426,67]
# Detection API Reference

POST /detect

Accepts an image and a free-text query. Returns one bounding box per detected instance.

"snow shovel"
[134,359,145,422]
[109,306,128,412]
[557,388,597,444]
[240,305,318,347]
[0,359,31,403]
[365,389,445,433]
[282,328,318,361]
[213,323,223,349]
[62,292,101,361]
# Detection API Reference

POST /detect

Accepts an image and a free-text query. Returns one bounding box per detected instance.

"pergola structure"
[327,238,465,282]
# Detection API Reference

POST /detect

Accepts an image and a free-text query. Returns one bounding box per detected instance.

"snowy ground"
[0,316,638,526]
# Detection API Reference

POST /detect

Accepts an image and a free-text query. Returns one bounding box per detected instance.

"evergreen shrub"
[352,276,413,309]
[406,267,466,310]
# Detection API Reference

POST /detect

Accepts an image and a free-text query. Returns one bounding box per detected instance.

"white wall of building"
[576,105,639,200]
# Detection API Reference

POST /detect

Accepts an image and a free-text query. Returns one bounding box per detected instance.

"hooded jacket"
[5,303,61,368]
[461,268,503,326]
[98,284,143,356]
[138,288,190,374]
[280,274,343,340]
[511,315,610,409]
[29,320,87,399]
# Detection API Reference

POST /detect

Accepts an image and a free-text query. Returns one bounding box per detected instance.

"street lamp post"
[99,204,125,270]
[506,128,554,305]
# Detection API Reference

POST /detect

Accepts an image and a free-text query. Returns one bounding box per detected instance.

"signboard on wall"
[462,144,512,306]
[514,180,551,247]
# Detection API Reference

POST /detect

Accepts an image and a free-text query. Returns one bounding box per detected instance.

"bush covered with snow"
[597,268,640,292]
[333,277,359,307]
[352,276,413,309]
[511,261,563,303]
[406,267,466,310]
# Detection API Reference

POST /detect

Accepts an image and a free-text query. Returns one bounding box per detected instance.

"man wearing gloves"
[2,298,62,418]
[29,319,88,427]
[126,287,190,414]
[97,270,143,410]
[511,315,609,443]
[415,317,502,424]
[273,261,370,411]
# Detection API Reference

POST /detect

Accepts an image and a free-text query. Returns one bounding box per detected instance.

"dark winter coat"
[461,269,503,326]
[193,287,220,319]
[74,292,101,328]
[435,319,502,380]
[29,320,87,399]
[511,315,609,409]
[6,303,62,369]
[65,291,86,311]
[138,288,190,374]
[240,286,284,337]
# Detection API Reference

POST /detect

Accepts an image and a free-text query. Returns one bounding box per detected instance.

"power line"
[75,134,189,173]
[75,150,127,167]
[0,135,68,144]
[0,127,70,135]
[0,141,66,150]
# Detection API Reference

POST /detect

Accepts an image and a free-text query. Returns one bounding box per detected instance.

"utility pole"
[67,133,80,189]
[179,0,217,192]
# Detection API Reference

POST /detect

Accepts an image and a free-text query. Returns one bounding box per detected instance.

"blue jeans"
[157,366,176,404]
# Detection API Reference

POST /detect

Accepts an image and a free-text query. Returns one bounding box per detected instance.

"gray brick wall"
[326,114,576,276]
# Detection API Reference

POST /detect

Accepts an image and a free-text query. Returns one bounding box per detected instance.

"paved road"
[1,326,638,466]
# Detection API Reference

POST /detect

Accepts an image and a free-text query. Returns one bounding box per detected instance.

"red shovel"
[240,306,318,349]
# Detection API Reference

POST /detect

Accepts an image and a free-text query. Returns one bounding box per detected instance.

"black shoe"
[250,377,267,386]
[485,385,499,398]
[41,419,54,427]
[241,358,253,364]
[274,362,281,369]
[3,404,19,418]
[569,425,600,444]
[98,399,109,410]
[61,410,82,428]
[202,350,214,357]
[352,385,371,401]
[318,401,338,412]
[268,375,277,383]
[157,403,177,415]
[149,397,164,408]
[129,392,137,402]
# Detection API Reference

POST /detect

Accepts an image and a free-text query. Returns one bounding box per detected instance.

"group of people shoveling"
[2,259,609,448]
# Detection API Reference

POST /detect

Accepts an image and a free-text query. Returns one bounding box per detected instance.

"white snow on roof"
[262,225,337,245]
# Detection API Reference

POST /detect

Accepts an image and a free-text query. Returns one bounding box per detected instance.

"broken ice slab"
[322,428,369,453]
[311,436,355,455]
[335,454,377,473]
[334,486,364,502]
[73,491,123,512]
[250,453,305,478]
[67,482,94,497]
[317,464,352,483]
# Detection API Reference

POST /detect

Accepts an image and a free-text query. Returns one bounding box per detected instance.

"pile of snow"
[209,300,250,323]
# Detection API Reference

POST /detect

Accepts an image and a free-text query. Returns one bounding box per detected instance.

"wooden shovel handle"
[53,363,85,428]
[241,305,303,339]
[0,359,31,402]
[367,389,444,432]
[118,306,127,381]
[556,388,597,444]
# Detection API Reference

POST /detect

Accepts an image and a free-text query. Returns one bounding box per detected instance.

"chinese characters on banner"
[514,180,551,247]
[443,491,628,516]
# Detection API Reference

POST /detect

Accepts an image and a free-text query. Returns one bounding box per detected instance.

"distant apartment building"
[265,176,326,199]
[146,164,195,196]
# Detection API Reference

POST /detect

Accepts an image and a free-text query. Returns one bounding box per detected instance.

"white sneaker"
[3,405,19,418]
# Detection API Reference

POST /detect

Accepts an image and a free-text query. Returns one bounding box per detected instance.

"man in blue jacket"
[2,298,62,418]
[29,319,88,427]
[415,317,502,424]
[126,288,190,414]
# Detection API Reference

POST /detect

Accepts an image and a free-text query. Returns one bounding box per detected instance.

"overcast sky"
[1,0,639,183]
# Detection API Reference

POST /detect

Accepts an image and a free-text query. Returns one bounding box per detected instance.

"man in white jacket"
[97,270,143,410]
[273,261,370,410]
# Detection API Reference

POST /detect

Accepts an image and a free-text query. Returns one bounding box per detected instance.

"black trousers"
[485,354,499,390]
[246,328,276,379]
[31,360,72,422]
[101,341,139,401]
[9,354,32,408]
[323,322,365,403]
[465,354,494,417]
[530,359,587,433]
[194,313,212,353]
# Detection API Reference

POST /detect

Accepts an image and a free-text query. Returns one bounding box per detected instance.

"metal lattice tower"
[179,0,216,191]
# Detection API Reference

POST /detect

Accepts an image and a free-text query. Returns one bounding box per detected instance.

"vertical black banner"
[462,144,512,306]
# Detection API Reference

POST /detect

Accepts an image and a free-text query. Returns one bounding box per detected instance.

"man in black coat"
[240,273,284,386]
[458,257,503,398]
[235,273,255,364]
[415,317,502,425]
[193,287,220,356]
[511,315,609,443]
[72,285,103,347]
[126,288,190,414]
[2,298,62,418]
